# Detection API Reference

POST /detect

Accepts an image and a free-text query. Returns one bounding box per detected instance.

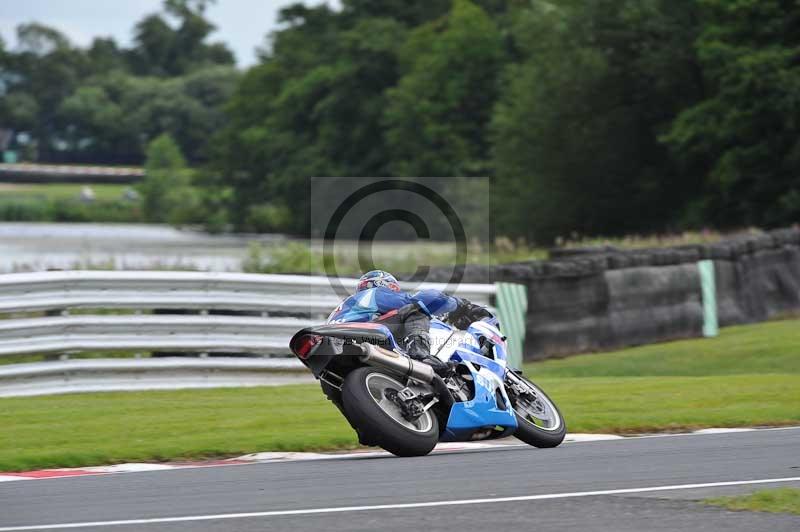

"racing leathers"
[327,287,491,375]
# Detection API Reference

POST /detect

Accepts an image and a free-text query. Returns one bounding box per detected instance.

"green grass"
[0,319,797,472]
[523,319,800,433]
[0,183,131,202]
[524,319,800,377]
[0,183,143,223]
[704,488,800,515]
[0,386,357,472]
[536,374,799,433]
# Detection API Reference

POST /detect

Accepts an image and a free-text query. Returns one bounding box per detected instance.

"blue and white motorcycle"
[290,313,565,457]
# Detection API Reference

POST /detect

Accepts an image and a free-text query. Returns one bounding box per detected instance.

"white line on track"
[2,477,799,531]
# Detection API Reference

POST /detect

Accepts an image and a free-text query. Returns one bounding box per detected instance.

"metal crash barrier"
[0,271,503,397]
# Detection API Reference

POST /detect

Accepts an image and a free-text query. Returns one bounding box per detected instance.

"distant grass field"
[0,182,142,223]
[0,319,797,472]
[704,488,800,515]
[0,183,131,202]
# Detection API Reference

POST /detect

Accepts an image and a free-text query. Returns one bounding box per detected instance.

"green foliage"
[663,0,800,228]
[145,133,188,172]
[242,241,315,274]
[214,0,800,241]
[0,183,143,223]
[55,67,238,164]
[130,0,233,76]
[384,0,503,176]
[0,93,39,131]
[139,133,203,224]
[0,197,50,221]
[48,198,144,223]
[214,3,411,233]
[0,196,142,224]
[244,203,293,233]
[0,0,235,166]
[5,0,800,238]
[215,0,506,233]
[492,0,705,241]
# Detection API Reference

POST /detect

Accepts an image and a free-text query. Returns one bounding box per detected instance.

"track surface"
[1,428,799,531]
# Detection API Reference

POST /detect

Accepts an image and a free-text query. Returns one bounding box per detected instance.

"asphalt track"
[1,428,799,531]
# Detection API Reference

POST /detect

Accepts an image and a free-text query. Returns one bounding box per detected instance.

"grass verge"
[523,318,800,432]
[0,386,356,472]
[523,319,800,377]
[537,374,799,433]
[1,319,798,471]
[704,488,800,515]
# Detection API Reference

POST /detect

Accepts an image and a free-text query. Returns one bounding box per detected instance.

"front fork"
[504,369,533,403]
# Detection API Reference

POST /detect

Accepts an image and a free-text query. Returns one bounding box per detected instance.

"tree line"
[0,0,237,165]
[2,0,798,242]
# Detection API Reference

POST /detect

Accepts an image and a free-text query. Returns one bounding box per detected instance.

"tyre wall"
[422,226,800,360]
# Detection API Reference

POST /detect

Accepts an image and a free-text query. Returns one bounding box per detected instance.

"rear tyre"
[342,367,439,457]
[508,376,566,448]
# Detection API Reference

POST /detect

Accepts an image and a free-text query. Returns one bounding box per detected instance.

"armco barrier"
[0,357,309,398]
[0,270,495,316]
[0,271,513,397]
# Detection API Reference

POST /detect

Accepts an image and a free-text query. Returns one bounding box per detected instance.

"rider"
[327,270,492,376]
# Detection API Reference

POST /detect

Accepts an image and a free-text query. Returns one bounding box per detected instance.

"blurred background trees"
[662,0,800,229]
[2,0,799,242]
[0,0,236,165]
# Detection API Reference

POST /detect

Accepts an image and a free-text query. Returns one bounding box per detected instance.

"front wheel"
[341,367,439,457]
[507,374,566,448]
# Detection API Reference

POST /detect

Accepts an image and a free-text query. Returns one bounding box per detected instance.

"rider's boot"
[404,332,452,378]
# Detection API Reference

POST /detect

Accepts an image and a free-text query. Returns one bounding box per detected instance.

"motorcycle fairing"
[451,349,506,378]
[441,364,517,441]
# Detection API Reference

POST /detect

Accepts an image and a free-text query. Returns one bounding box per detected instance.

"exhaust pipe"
[358,343,455,410]
[358,343,436,383]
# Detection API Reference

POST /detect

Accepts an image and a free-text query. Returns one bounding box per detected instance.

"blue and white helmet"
[357,270,401,293]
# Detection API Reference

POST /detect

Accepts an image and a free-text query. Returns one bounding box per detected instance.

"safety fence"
[0,271,525,397]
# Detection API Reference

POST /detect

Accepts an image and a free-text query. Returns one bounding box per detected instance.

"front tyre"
[507,374,566,448]
[342,367,439,457]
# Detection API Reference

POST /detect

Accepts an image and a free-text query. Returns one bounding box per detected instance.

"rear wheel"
[507,374,566,448]
[342,367,439,457]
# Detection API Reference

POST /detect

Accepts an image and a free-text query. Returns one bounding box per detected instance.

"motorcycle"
[289,313,566,457]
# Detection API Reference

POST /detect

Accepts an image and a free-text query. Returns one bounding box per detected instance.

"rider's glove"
[447,299,493,330]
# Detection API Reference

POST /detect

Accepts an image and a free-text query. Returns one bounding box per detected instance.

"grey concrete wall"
[715,245,800,327]
[523,263,705,359]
